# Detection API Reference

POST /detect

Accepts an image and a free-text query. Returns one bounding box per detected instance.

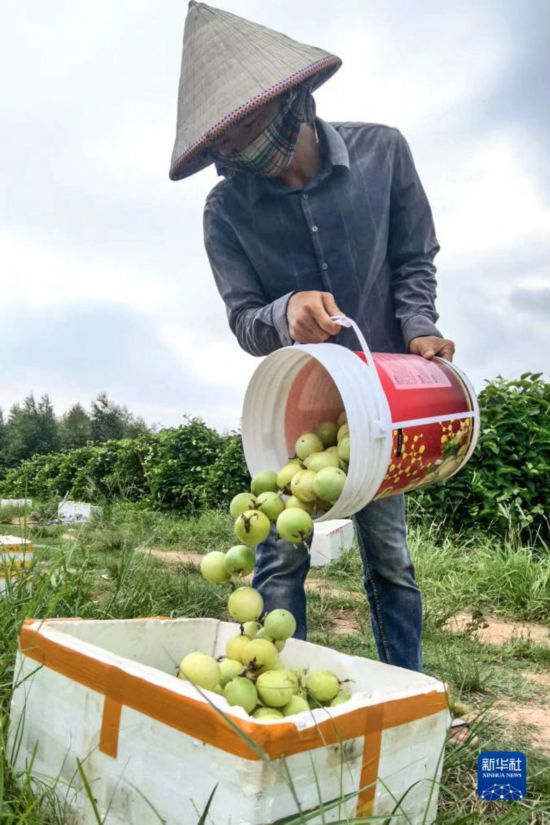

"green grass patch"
[0,504,548,823]
[323,526,550,624]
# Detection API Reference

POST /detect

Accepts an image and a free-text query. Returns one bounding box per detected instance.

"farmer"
[169,2,455,675]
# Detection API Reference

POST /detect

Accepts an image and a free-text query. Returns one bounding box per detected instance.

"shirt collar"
[318,118,350,170]
[214,117,350,200]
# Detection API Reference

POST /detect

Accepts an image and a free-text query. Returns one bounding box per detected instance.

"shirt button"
[321,262,328,270]
[311,225,318,232]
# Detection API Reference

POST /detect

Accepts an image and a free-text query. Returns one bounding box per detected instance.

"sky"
[2,0,549,431]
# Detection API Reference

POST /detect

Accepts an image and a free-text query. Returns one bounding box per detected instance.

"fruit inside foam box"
[11,616,450,825]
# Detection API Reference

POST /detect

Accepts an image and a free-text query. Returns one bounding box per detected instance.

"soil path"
[137,548,205,566]
[493,694,550,755]
[304,578,363,600]
[444,611,549,647]
[489,670,550,754]
[444,616,549,753]
[330,612,362,635]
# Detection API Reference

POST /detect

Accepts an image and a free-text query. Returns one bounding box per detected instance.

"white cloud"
[159,323,259,391]
[0,230,170,315]
[433,135,550,265]
[316,5,507,137]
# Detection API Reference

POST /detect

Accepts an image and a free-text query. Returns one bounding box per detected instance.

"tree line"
[0,392,149,476]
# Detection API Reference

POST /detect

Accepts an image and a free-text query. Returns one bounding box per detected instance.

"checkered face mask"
[210,87,316,177]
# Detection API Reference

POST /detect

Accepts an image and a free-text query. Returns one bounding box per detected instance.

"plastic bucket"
[241,316,479,521]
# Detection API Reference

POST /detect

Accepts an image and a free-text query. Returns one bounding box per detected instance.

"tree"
[124,417,150,439]
[0,409,6,475]
[60,403,93,450]
[90,393,148,443]
[37,394,60,454]
[5,394,60,466]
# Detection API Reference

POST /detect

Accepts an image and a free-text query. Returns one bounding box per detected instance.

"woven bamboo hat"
[169,1,342,180]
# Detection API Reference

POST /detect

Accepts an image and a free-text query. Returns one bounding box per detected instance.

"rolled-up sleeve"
[203,198,294,356]
[389,130,443,347]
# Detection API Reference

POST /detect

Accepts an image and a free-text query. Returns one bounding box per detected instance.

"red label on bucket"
[368,353,472,423]
[373,353,452,390]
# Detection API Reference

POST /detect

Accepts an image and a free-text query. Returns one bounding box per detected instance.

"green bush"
[201,434,251,511]
[0,441,151,504]
[140,419,224,511]
[411,373,549,540]
[0,421,223,512]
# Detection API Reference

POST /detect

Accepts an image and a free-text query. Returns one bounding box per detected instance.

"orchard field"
[0,502,548,824]
[0,374,548,823]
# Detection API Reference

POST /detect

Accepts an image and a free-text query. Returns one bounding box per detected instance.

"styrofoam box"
[0,535,33,550]
[58,501,101,523]
[0,536,33,594]
[11,618,450,825]
[0,498,32,508]
[310,519,355,567]
[0,535,33,565]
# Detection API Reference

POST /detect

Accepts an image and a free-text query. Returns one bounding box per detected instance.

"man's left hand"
[409,336,455,361]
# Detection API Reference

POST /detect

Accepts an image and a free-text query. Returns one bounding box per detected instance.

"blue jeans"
[252,494,423,672]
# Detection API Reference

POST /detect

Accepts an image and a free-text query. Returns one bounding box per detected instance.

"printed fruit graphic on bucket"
[241,316,479,521]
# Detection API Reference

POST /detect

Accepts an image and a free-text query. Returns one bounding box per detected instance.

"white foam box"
[0,535,33,554]
[10,617,450,824]
[58,501,101,523]
[0,498,32,508]
[310,519,355,567]
[0,535,33,594]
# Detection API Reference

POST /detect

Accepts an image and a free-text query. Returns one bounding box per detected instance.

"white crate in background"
[58,501,101,523]
[11,617,450,824]
[0,535,33,594]
[0,499,32,508]
[310,518,355,567]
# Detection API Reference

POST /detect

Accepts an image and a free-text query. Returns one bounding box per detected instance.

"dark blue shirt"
[203,118,442,356]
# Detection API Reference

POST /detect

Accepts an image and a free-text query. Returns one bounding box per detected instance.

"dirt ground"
[444,611,550,646]
[138,547,205,566]
[443,612,549,753]
[493,695,549,754]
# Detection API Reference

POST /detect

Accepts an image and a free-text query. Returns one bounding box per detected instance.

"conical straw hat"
[169,1,342,180]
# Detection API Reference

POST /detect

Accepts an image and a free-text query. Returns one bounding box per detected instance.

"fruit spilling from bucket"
[229,411,348,548]
[177,585,351,719]
[183,412,354,719]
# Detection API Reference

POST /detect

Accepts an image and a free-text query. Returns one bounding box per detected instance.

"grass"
[0,501,33,518]
[322,523,549,623]
[0,502,549,823]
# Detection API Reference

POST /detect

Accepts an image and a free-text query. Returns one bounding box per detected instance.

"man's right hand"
[287,291,343,344]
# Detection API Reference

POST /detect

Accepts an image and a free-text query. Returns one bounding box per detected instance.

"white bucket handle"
[330,315,374,367]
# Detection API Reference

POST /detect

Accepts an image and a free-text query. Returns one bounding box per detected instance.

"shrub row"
[0,419,250,515]
[411,373,549,540]
[1,375,547,539]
